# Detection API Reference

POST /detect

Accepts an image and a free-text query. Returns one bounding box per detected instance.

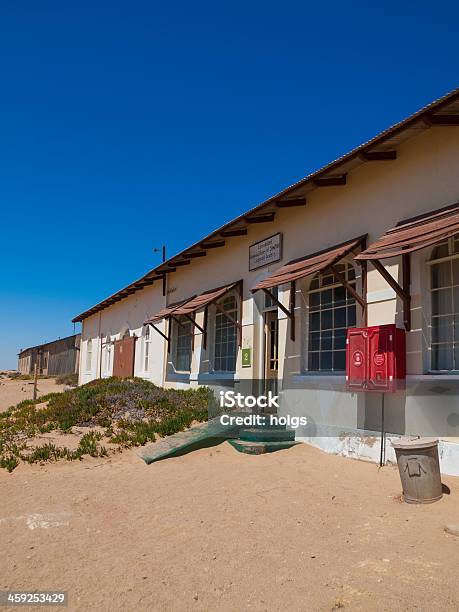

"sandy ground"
[1,442,459,612]
[0,377,70,412]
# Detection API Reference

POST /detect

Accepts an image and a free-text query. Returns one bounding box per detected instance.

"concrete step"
[136,418,240,464]
[239,427,296,442]
[227,439,300,455]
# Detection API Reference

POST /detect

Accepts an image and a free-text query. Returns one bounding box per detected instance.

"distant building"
[18,334,81,376]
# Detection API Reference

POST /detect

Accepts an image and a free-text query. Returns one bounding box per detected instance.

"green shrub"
[76,431,103,458]
[0,454,19,472]
[25,443,68,463]
[0,376,211,471]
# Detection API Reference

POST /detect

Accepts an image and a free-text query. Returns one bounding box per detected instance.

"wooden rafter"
[156,267,175,275]
[200,240,225,249]
[328,265,367,311]
[356,259,368,326]
[369,258,411,331]
[360,150,397,161]
[184,314,205,334]
[183,251,207,258]
[275,198,307,208]
[314,175,347,187]
[148,322,169,343]
[220,228,248,237]
[245,213,275,223]
[427,114,459,126]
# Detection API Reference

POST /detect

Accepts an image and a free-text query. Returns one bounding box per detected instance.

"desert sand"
[1,440,459,611]
[0,376,70,412]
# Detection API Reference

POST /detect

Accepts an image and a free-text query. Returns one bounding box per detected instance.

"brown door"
[113,336,136,378]
[263,310,279,401]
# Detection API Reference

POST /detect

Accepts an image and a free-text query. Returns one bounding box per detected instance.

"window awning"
[172,282,239,316]
[251,235,367,292]
[355,203,459,260]
[144,281,242,348]
[143,299,193,326]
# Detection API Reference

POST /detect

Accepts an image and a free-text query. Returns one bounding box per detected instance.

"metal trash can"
[392,437,443,504]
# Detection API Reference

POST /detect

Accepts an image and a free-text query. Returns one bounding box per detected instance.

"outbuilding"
[18,334,81,377]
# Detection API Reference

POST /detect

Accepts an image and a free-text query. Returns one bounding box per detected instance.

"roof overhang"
[73,87,459,323]
[356,202,459,260]
[252,236,367,291]
[144,282,240,326]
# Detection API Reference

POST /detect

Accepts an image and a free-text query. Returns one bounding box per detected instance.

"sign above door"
[249,233,282,271]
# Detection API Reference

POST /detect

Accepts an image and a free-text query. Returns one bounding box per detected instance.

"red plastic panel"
[346,324,406,393]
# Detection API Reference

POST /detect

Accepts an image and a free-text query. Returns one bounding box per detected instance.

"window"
[104,336,112,373]
[174,317,192,372]
[143,327,151,371]
[307,262,356,372]
[429,238,459,371]
[214,294,238,371]
[86,339,93,371]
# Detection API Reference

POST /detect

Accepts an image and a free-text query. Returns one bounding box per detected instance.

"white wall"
[77,125,459,473]
[79,283,166,386]
[80,126,459,386]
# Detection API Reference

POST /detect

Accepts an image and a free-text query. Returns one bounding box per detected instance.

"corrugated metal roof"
[143,298,194,326]
[356,202,459,260]
[252,236,366,291]
[18,333,81,356]
[173,282,238,316]
[73,86,459,323]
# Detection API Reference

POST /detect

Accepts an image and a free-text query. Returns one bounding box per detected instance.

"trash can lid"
[392,437,439,450]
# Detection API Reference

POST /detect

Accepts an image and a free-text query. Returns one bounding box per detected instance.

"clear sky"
[1,1,459,368]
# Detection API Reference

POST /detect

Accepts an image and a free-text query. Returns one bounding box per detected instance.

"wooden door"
[263,310,279,400]
[113,336,136,378]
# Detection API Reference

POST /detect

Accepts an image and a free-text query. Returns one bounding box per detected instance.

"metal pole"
[379,393,385,467]
[33,356,39,401]
[162,245,167,297]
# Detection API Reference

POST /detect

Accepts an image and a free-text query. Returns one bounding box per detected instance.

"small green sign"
[242,348,251,367]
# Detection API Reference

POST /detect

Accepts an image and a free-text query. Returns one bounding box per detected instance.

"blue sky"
[1,1,459,368]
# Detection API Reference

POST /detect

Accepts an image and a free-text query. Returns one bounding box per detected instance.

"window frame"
[86,339,93,372]
[304,260,358,374]
[211,291,239,373]
[143,326,151,372]
[104,335,112,375]
[172,315,193,373]
[427,237,459,373]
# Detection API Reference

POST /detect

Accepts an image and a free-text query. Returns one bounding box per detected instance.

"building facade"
[18,334,81,377]
[73,89,459,474]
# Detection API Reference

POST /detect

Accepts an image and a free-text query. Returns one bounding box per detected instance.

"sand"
[1,441,459,611]
[0,376,70,412]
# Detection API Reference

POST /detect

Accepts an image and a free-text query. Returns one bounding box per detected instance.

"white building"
[73,88,459,473]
